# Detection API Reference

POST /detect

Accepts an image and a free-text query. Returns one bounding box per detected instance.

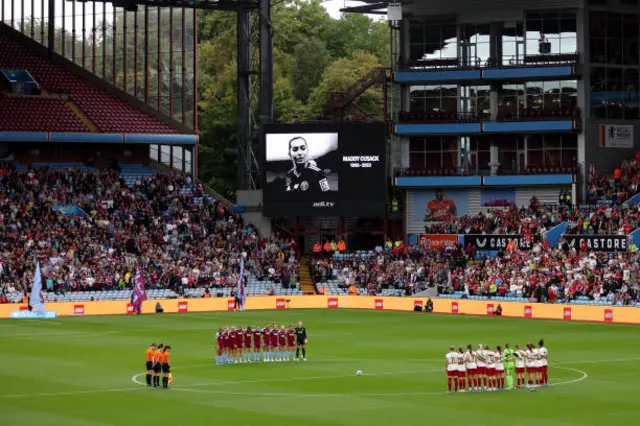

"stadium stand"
[0,94,90,132]
[0,31,179,134]
[0,164,301,304]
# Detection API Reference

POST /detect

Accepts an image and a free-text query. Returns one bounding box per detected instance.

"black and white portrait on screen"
[265,133,339,194]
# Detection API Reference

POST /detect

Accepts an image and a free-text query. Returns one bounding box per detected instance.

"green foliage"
[197,1,389,197]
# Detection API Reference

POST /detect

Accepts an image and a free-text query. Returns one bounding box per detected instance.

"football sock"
[146,374,151,386]
[447,378,452,392]
[296,348,300,358]
[454,378,458,391]
[302,348,306,358]
[162,377,168,388]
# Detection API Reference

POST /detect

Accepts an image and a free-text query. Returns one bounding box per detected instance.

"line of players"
[445,340,549,392]
[215,323,307,364]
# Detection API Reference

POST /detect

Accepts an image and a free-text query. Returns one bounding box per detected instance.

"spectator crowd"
[0,164,299,302]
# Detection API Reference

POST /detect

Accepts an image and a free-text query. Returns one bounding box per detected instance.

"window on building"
[409,85,458,114]
[461,24,491,66]
[502,23,525,65]
[409,136,458,169]
[525,12,577,57]
[409,17,458,63]
[526,134,577,168]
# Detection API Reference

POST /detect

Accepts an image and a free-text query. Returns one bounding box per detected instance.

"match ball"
[168,373,173,385]
[356,370,363,376]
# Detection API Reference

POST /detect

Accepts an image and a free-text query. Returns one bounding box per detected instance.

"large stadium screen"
[262,123,387,217]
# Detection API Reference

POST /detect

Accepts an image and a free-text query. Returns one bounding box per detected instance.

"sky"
[1,0,375,23]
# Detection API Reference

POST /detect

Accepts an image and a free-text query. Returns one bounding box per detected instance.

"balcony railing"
[398,108,579,123]
[403,53,579,70]
[396,166,579,177]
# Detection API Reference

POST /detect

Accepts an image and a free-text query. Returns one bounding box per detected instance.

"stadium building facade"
[341,0,640,239]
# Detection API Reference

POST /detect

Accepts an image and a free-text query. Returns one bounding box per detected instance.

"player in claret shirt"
[287,325,296,362]
[263,324,272,362]
[252,326,262,363]
[236,326,245,363]
[215,329,224,365]
[243,326,253,363]
[279,325,288,361]
[271,323,280,362]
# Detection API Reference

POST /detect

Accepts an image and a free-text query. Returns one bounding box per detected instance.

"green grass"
[1,309,639,425]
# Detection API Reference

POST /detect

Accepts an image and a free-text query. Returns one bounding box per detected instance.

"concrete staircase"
[65,100,98,132]
[298,257,317,295]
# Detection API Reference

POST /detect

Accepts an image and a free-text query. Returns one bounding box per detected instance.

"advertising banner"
[524,305,532,318]
[126,303,134,314]
[375,299,384,310]
[276,298,286,309]
[564,235,628,252]
[599,124,633,148]
[10,310,57,319]
[227,299,236,311]
[327,297,339,308]
[604,308,613,322]
[487,303,494,316]
[263,123,387,217]
[451,301,459,314]
[73,304,85,315]
[177,301,188,313]
[563,307,572,321]
[418,234,458,248]
[464,234,541,250]
[414,300,423,310]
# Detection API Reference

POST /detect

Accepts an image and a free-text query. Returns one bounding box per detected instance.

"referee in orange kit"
[145,343,156,387]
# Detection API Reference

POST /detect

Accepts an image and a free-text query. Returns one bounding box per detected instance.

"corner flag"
[237,256,246,311]
[132,266,147,315]
[29,262,45,313]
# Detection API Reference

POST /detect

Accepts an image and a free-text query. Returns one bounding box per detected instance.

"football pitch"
[1,309,639,425]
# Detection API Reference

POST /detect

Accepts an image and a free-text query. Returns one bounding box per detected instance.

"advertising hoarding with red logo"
[486,303,494,316]
[276,298,286,309]
[178,301,188,313]
[451,301,459,314]
[126,303,134,314]
[327,298,338,308]
[73,305,85,315]
[418,234,458,249]
[604,309,613,323]
[524,305,532,318]
[227,299,236,311]
[563,307,572,321]
[375,299,383,310]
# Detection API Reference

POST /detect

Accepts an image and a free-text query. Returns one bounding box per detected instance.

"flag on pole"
[132,265,147,315]
[29,262,45,313]
[237,256,246,311]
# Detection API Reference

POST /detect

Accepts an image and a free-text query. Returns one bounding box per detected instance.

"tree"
[306,50,384,120]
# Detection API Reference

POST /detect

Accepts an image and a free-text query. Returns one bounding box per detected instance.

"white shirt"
[446,351,458,371]
[485,350,496,368]
[465,351,477,369]
[475,350,486,367]
[495,352,505,370]
[539,346,548,366]
[532,348,541,367]
[515,350,525,368]
[457,354,466,371]
[525,349,534,367]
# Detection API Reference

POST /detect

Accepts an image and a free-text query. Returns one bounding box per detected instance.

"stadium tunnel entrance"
[273,217,396,253]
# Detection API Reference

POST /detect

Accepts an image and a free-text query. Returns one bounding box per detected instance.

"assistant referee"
[294,320,308,361]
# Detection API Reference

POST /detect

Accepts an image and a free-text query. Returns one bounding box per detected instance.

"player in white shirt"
[514,344,526,388]
[531,345,542,387]
[457,348,467,392]
[538,339,549,386]
[475,343,487,391]
[524,344,536,388]
[484,345,497,391]
[465,344,479,392]
[445,346,459,392]
[494,346,505,390]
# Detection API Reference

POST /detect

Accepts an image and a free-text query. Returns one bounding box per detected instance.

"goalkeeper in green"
[503,343,516,389]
